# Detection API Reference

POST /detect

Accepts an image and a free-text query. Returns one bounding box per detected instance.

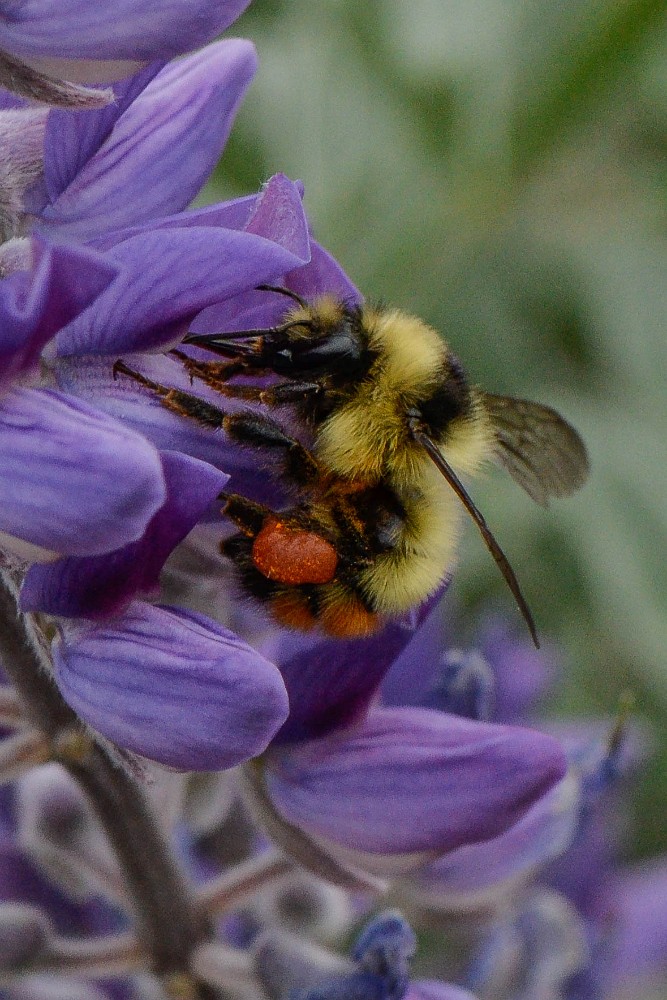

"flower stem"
[0,574,215,994]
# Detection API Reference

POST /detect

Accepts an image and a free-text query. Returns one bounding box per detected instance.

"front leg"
[171,351,323,406]
[113,360,323,487]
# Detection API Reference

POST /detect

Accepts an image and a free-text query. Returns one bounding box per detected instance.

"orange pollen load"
[252,516,339,586]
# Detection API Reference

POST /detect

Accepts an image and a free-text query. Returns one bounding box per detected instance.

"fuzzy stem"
[0,574,216,995]
[0,47,112,108]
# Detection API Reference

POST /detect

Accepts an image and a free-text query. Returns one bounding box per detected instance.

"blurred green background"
[206,0,667,858]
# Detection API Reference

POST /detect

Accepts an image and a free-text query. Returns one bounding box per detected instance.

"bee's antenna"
[409,418,540,648]
[256,283,308,308]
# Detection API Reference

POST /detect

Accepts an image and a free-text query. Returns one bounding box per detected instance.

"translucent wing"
[483,393,589,507]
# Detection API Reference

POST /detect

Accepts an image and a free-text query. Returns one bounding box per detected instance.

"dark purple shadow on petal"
[0,237,116,387]
[261,591,448,745]
[21,450,227,617]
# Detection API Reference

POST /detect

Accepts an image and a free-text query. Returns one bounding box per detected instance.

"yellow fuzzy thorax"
[314,305,494,487]
[308,305,497,613]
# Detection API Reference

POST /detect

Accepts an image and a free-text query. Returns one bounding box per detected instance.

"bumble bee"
[115,286,588,644]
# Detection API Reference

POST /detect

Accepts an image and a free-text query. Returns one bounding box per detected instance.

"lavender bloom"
[378,620,667,1000]
[261,706,566,880]
[226,601,567,886]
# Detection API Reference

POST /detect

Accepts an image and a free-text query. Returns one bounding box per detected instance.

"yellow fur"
[310,308,497,615]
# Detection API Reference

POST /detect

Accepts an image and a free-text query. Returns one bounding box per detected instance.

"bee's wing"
[482,393,589,506]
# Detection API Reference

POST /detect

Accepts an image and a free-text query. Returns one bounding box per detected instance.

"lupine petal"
[0,237,117,388]
[52,351,292,507]
[0,387,165,559]
[405,773,579,911]
[265,707,567,875]
[0,0,253,62]
[190,239,363,337]
[56,227,310,356]
[38,41,257,241]
[38,61,164,208]
[20,450,228,617]
[262,597,448,745]
[53,603,289,771]
[55,177,311,356]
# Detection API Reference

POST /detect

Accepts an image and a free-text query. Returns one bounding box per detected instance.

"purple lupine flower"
[257,704,566,882]
[0,43,308,768]
[221,601,567,886]
[378,618,667,1000]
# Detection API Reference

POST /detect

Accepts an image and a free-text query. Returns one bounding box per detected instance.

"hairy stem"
[0,574,215,993]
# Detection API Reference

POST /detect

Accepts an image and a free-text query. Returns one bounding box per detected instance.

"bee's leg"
[113,360,322,487]
[170,352,322,406]
[169,350,251,386]
[220,492,273,537]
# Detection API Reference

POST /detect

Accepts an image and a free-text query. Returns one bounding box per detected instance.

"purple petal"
[52,351,294,507]
[0,0,253,62]
[20,450,228,617]
[289,240,362,304]
[263,596,448,745]
[0,388,165,559]
[53,602,289,770]
[408,774,579,909]
[38,41,257,240]
[191,238,362,337]
[0,237,116,388]
[55,180,311,356]
[265,707,566,872]
[381,599,449,708]
[37,61,164,209]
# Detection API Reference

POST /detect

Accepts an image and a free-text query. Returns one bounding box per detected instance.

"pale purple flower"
[260,706,566,880]
[0,42,309,769]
